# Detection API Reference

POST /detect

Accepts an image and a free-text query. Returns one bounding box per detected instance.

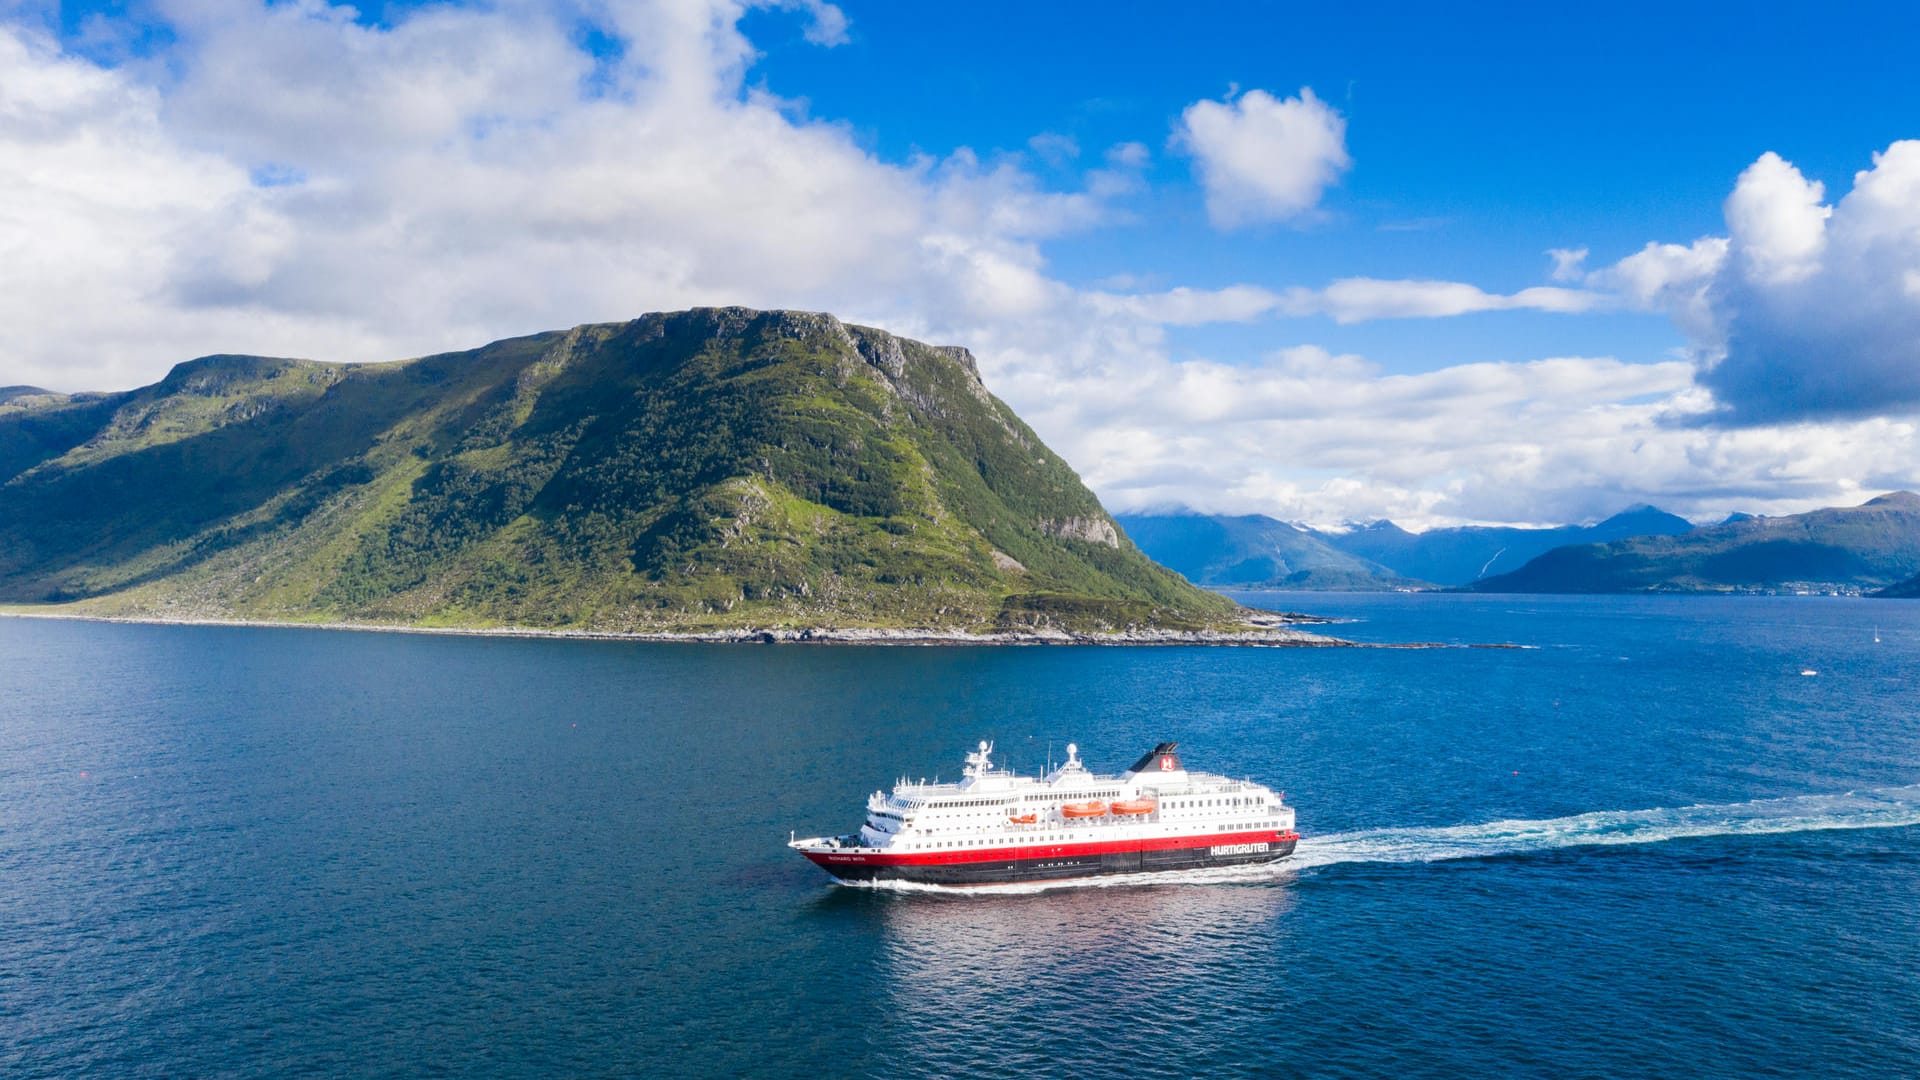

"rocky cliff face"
[0,307,1239,633]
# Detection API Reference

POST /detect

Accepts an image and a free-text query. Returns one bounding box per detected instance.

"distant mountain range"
[1473,492,1920,593]
[1113,514,1419,591]
[1121,496,1920,594]
[0,308,1245,634]
[1320,506,1695,586]
[1117,506,1696,589]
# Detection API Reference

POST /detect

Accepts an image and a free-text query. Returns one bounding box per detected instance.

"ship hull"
[803,830,1298,886]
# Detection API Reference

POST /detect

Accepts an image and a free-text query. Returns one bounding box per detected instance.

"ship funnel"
[1125,742,1183,776]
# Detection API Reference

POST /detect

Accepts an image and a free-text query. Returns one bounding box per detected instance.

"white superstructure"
[843,740,1294,855]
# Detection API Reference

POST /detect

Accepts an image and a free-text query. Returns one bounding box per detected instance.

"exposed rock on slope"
[0,308,1251,635]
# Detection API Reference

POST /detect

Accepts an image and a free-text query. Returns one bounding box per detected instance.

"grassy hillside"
[0,308,1245,634]
[1115,512,1420,590]
[1473,493,1920,593]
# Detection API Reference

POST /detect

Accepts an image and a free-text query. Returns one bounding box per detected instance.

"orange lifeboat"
[1061,801,1108,818]
[1110,798,1156,816]
[1008,812,1038,825]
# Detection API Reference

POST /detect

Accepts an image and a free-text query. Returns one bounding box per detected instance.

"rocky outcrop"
[1040,515,1120,548]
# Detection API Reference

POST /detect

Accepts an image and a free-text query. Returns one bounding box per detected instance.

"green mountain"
[1114,511,1421,590]
[1875,574,1920,598]
[1473,493,1920,593]
[0,308,1246,634]
[1315,506,1696,586]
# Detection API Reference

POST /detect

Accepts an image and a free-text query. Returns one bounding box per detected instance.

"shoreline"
[0,608,1368,647]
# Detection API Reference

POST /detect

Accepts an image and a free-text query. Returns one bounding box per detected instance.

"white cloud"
[1723,151,1830,285]
[1547,246,1588,282]
[1027,132,1079,166]
[1173,87,1350,228]
[1596,143,1920,423]
[0,3,1118,390]
[779,0,851,46]
[1292,278,1600,323]
[1587,237,1727,342]
[1042,343,1915,529]
[1085,278,1603,327]
[1086,285,1284,326]
[3,4,1915,530]
[1594,238,1727,307]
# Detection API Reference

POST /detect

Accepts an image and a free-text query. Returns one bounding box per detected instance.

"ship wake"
[1294,783,1920,871]
[838,784,1920,896]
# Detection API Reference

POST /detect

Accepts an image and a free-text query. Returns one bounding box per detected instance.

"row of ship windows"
[920,792,1127,809]
[921,787,1267,810]
[900,789,1268,812]
[904,790,1140,811]
[894,795,1268,828]
[912,835,1070,849]
[1167,797,1261,809]
[902,824,1267,851]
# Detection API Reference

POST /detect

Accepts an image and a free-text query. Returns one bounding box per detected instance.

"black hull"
[819,837,1298,886]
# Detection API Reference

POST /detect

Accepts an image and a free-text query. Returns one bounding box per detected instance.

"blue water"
[3,595,1918,1078]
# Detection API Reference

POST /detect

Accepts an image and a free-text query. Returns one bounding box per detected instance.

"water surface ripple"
[3,594,1917,1078]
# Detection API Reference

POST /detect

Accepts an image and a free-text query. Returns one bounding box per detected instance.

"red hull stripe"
[805,829,1300,868]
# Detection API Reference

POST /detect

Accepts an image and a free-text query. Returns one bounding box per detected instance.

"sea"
[3,593,1918,1079]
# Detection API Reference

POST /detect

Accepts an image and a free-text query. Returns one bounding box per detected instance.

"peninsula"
[0,308,1332,644]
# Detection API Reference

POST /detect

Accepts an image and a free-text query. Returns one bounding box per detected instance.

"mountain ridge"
[1314,506,1696,586]
[0,307,1278,637]
[1474,492,1920,593]
[1113,511,1420,590]
[1118,505,1699,589]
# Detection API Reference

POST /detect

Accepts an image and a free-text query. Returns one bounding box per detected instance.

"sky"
[4,0,1920,528]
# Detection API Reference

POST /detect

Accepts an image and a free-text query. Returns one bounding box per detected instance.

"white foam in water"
[837,785,1920,896]
[1292,784,1920,871]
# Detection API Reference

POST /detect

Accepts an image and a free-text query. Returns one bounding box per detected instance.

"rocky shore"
[1,608,1356,647]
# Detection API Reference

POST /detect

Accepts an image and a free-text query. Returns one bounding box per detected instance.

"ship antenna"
[963,739,996,780]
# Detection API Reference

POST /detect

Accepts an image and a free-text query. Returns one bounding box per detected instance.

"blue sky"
[6,0,1920,526]
[745,1,1919,369]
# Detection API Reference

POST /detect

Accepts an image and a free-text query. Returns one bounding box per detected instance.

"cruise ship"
[790,740,1298,885]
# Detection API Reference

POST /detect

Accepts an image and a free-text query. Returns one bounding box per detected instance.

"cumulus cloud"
[0,2,1117,390]
[1591,143,1920,424]
[3,3,1914,528]
[1723,151,1830,286]
[1706,144,1920,421]
[1173,87,1350,228]
[1587,236,1727,343]
[1042,344,1914,528]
